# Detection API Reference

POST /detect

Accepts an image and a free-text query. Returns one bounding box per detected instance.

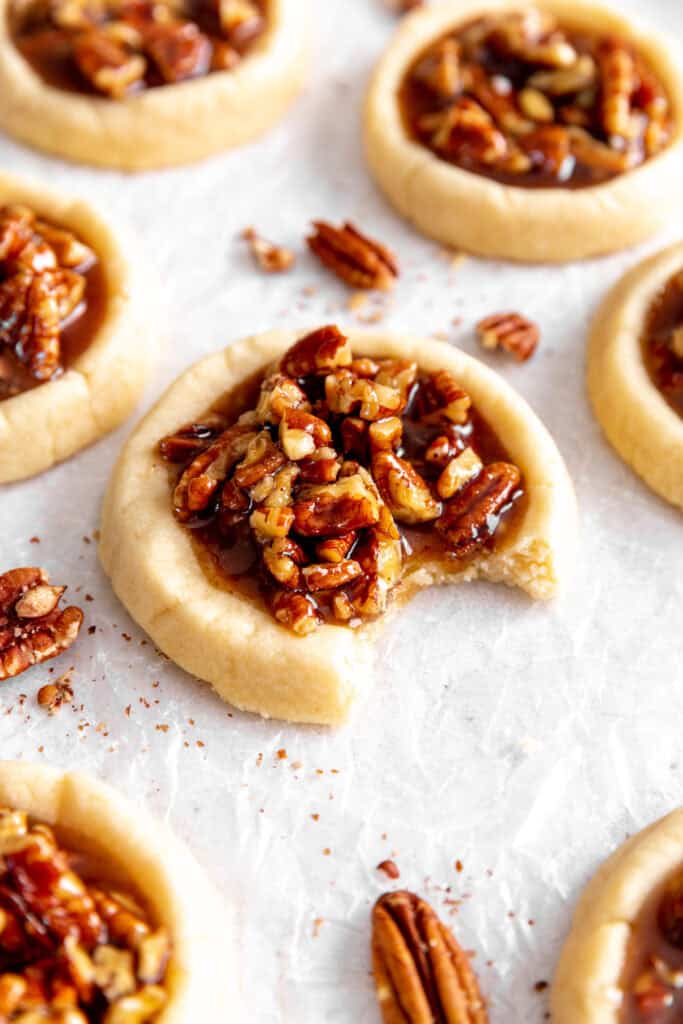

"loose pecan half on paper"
[372,890,488,1023]
[307,221,399,291]
[476,312,540,362]
[0,567,83,680]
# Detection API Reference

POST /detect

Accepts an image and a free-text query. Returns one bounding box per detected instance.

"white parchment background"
[2,1,683,1019]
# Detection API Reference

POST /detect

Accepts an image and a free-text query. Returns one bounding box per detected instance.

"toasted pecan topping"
[0,205,95,392]
[10,0,266,97]
[402,10,672,187]
[476,311,540,361]
[0,568,84,681]
[372,890,488,1023]
[0,810,170,1022]
[307,222,399,291]
[159,326,525,634]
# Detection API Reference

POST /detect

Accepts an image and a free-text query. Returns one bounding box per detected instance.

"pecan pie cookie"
[552,808,683,1024]
[99,325,576,725]
[0,0,309,169]
[0,760,239,1022]
[0,173,151,484]
[364,0,683,262]
[588,241,683,511]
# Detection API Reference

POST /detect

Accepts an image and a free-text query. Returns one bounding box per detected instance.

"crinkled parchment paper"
[2,1,683,1019]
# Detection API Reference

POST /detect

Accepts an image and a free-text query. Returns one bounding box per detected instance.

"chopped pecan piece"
[428,370,472,423]
[73,29,147,97]
[0,568,84,681]
[527,54,596,95]
[302,559,363,592]
[249,505,294,540]
[219,0,264,48]
[34,221,95,270]
[270,590,321,636]
[419,97,507,164]
[281,325,352,377]
[293,474,381,537]
[144,20,212,83]
[159,415,230,462]
[519,124,572,178]
[476,312,540,361]
[307,222,399,292]
[326,370,403,421]
[436,448,483,500]
[314,532,356,564]
[463,63,531,134]
[353,504,402,589]
[598,38,635,141]
[173,424,255,520]
[372,890,488,1023]
[567,126,636,173]
[372,451,441,525]
[437,462,521,557]
[242,227,295,273]
[37,676,74,712]
[517,86,554,123]
[233,431,287,489]
[413,38,461,98]
[262,537,304,589]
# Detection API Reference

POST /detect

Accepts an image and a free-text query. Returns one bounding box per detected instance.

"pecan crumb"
[307,221,399,291]
[242,227,296,273]
[476,312,540,361]
[377,859,400,880]
[37,674,74,712]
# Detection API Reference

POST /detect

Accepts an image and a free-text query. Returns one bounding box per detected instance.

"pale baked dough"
[588,242,683,511]
[99,328,578,726]
[364,0,683,263]
[0,171,153,484]
[552,808,683,1023]
[0,0,309,170]
[0,759,242,1022]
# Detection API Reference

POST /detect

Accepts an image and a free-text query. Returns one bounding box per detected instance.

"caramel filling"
[400,9,672,189]
[619,863,683,1022]
[0,204,105,401]
[641,270,683,418]
[0,808,170,1023]
[9,0,266,99]
[158,326,526,637]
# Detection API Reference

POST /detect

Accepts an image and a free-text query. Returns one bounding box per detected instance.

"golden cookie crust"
[0,172,153,484]
[0,759,241,1022]
[552,808,683,1024]
[364,0,683,263]
[99,328,578,726]
[0,0,310,170]
[588,241,683,511]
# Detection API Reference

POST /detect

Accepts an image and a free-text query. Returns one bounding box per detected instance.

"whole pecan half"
[372,890,488,1023]
[0,568,84,681]
[476,312,540,362]
[437,462,521,557]
[307,221,399,291]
